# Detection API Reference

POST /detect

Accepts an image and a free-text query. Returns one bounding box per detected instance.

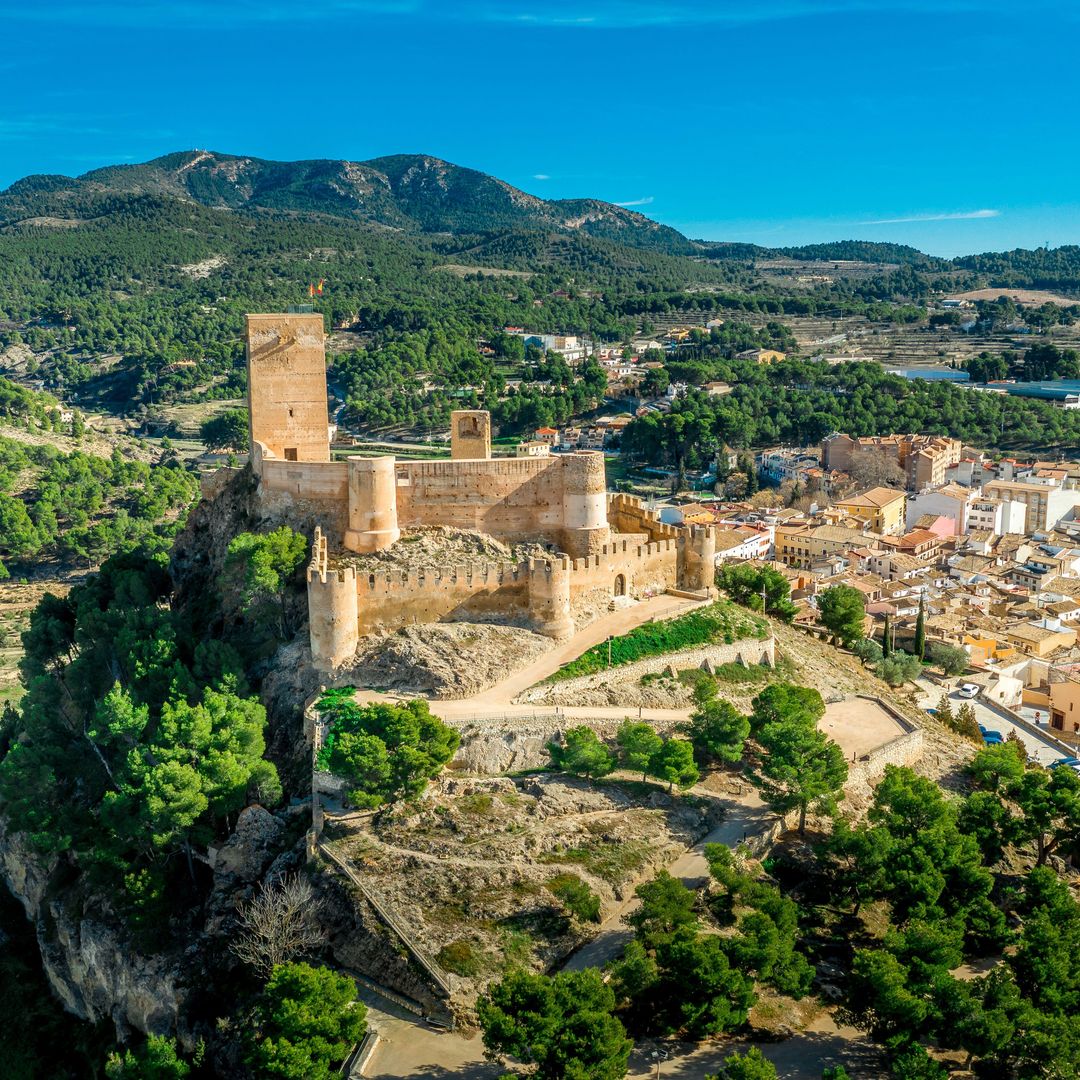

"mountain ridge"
[0,148,696,254]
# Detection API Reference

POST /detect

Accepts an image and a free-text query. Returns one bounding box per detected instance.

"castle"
[243,313,715,669]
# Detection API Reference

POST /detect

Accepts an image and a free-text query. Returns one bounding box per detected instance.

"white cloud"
[613,195,654,207]
[474,1,1061,29]
[533,173,551,180]
[860,209,1001,225]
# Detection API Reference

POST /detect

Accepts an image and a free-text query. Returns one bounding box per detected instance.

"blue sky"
[1,0,1078,255]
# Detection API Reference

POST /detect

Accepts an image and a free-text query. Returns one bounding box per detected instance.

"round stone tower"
[559,451,608,559]
[344,456,400,553]
[679,525,717,594]
[307,563,359,671]
[527,556,575,640]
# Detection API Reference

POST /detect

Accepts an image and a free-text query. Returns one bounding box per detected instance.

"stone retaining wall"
[848,695,924,780]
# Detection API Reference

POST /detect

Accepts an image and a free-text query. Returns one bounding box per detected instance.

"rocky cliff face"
[0,470,305,1046]
[0,824,188,1041]
[0,467,458,1052]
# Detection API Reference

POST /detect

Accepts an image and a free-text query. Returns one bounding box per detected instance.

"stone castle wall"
[393,452,607,559]
[305,522,716,670]
[353,561,532,636]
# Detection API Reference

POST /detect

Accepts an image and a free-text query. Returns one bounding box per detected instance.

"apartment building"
[905,483,1027,535]
[983,479,1078,533]
[775,523,869,569]
[834,487,907,536]
[821,433,962,491]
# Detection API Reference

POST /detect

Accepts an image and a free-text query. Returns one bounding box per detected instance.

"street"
[914,676,1068,767]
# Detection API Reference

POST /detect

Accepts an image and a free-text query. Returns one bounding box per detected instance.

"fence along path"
[317,840,454,1001]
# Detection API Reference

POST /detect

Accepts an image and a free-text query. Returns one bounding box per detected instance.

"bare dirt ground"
[952,286,1080,306]
[335,526,550,574]
[436,264,533,278]
[342,623,554,699]
[323,772,722,1001]
[157,397,245,437]
[178,255,226,279]
[0,419,156,463]
[818,697,906,759]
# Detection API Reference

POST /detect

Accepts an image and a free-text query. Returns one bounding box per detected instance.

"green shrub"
[547,602,768,682]
[437,940,486,977]
[928,641,968,677]
[546,873,602,922]
[316,697,459,807]
[710,661,770,684]
[874,653,923,686]
[853,637,883,665]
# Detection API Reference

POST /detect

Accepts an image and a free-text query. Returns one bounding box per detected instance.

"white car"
[957,683,980,699]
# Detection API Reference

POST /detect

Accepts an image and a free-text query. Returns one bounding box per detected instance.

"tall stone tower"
[450,410,491,460]
[344,456,401,553]
[246,313,331,462]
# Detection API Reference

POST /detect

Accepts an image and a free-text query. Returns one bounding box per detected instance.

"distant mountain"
[0,149,695,254]
[774,240,947,267]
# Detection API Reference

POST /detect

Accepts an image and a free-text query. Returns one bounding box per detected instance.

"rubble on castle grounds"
[319,772,723,1006]
[334,525,552,572]
[343,622,553,699]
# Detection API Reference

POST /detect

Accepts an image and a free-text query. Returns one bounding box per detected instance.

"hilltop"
[0,149,694,253]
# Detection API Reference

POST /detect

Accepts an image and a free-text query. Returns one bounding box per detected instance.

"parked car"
[981,730,1004,745]
[958,683,980,699]
[1050,757,1080,770]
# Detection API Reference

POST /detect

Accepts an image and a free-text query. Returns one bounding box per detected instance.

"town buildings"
[832,487,907,536]
[821,433,963,492]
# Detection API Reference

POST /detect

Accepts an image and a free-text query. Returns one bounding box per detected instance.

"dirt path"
[354,592,708,725]
[562,787,771,972]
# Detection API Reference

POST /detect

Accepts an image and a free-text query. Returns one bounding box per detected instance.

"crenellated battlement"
[353,559,527,595]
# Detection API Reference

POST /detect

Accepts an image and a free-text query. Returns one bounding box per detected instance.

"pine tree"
[956,702,981,741]
[936,694,955,731]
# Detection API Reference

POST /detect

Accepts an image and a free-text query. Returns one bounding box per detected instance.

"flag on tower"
[316,279,326,295]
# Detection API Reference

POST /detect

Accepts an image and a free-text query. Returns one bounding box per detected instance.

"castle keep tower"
[450,410,491,460]
[559,452,609,559]
[245,313,330,462]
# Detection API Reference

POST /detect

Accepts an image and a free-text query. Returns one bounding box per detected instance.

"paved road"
[915,676,1068,767]
[356,987,499,1079]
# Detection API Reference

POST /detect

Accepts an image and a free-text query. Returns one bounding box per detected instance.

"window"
[284,447,298,461]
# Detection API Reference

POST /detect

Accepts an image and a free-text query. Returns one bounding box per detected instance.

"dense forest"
[3,150,1076,449]
[0,377,198,576]
[622,358,1080,473]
